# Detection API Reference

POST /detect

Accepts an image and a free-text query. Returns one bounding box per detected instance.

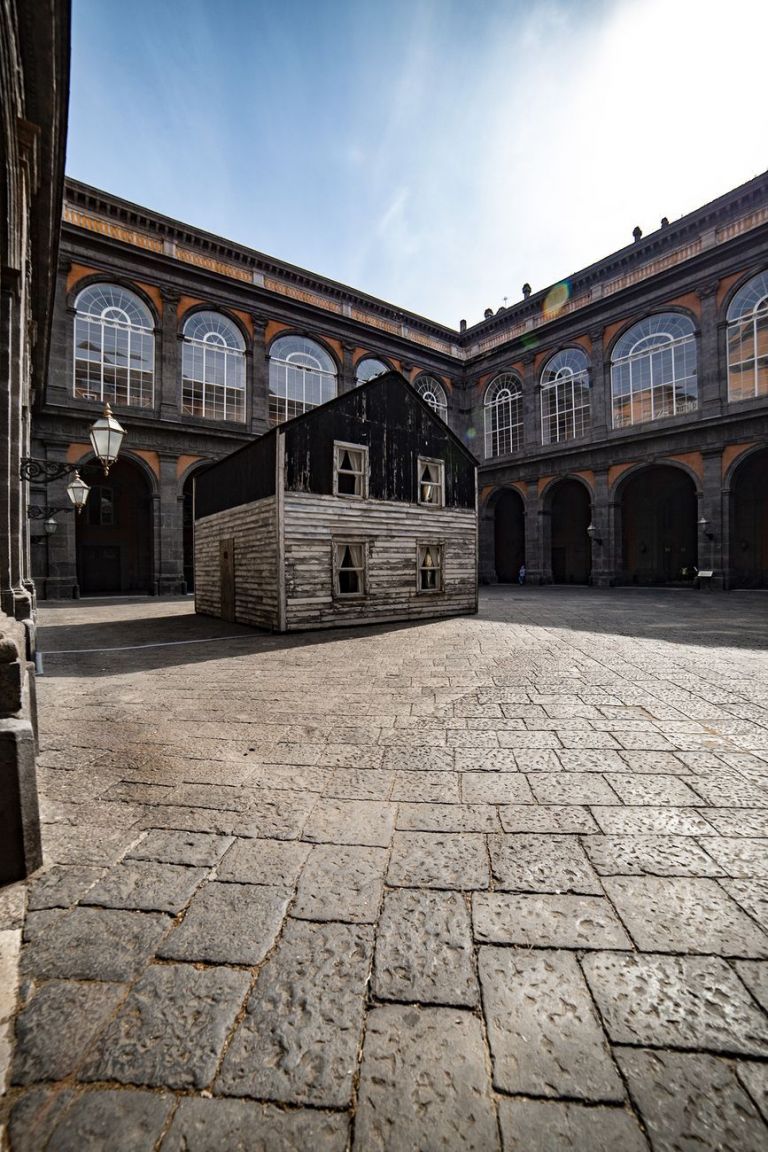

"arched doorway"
[550,480,591,583]
[76,456,153,594]
[494,489,526,582]
[620,466,697,583]
[730,448,768,588]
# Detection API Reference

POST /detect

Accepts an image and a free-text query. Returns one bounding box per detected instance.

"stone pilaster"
[250,313,269,435]
[697,281,722,417]
[589,471,613,586]
[157,453,184,594]
[159,289,181,420]
[699,449,724,588]
[589,327,608,438]
[526,480,546,583]
[340,343,355,394]
[521,355,538,451]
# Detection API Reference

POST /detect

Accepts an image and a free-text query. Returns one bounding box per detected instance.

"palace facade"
[32,171,768,600]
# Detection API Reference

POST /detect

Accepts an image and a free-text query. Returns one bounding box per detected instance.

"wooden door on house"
[220,538,236,622]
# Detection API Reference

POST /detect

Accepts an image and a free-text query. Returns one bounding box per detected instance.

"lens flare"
[543,281,570,317]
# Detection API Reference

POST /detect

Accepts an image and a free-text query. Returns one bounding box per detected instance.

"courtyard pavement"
[1,586,768,1150]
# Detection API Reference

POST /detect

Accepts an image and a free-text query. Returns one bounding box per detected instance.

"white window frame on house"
[333,441,368,498]
[417,457,444,506]
[73,283,155,409]
[484,373,523,458]
[726,269,768,403]
[333,540,367,598]
[417,543,444,593]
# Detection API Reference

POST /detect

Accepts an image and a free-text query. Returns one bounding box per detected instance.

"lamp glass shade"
[43,517,57,536]
[66,470,90,512]
[586,523,596,537]
[89,403,125,475]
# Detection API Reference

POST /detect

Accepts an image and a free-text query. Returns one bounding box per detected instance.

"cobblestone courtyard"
[2,587,768,1150]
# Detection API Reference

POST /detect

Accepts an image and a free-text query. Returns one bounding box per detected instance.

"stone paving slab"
[478,946,624,1100]
[216,920,372,1107]
[158,881,289,965]
[160,1098,349,1151]
[373,888,478,1005]
[353,1005,499,1151]
[7,589,768,1150]
[498,1099,648,1152]
[81,963,250,1089]
[616,1048,767,1152]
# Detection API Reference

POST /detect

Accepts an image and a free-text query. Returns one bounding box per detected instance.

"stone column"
[340,342,355,394]
[589,326,608,437]
[159,289,181,421]
[590,471,613,586]
[697,281,722,418]
[46,257,73,408]
[478,495,497,584]
[44,449,80,599]
[521,355,538,450]
[526,480,547,584]
[699,449,723,588]
[250,313,269,434]
[157,454,184,594]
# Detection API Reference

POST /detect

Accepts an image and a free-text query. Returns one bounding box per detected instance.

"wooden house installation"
[194,372,478,631]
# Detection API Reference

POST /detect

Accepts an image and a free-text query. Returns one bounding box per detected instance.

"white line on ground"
[40,634,255,656]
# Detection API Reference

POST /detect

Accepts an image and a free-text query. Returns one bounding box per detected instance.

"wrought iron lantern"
[88,403,126,476]
[66,471,90,514]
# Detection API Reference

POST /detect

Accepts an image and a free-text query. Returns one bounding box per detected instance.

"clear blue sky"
[68,0,768,327]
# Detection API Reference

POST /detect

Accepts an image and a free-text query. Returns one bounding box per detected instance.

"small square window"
[417,543,443,593]
[334,541,367,597]
[417,457,444,506]
[334,442,368,498]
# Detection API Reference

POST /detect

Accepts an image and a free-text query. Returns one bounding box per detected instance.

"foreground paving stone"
[582,952,768,1055]
[326,768,394,800]
[353,1005,499,1151]
[302,798,395,846]
[590,806,716,836]
[703,809,768,837]
[387,832,490,889]
[26,865,105,911]
[488,833,603,894]
[478,947,624,1100]
[529,773,620,805]
[700,838,768,878]
[292,844,387,922]
[11,981,126,1084]
[216,920,373,1107]
[215,837,311,886]
[602,876,768,957]
[127,829,234,867]
[498,804,598,833]
[473,892,631,949]
[46,1090,174,1152]
[582,834,724,876]
[461,772,534,803]
[8,1086,74,1152]
[497,1099,648,1152]
[396,802,500,832]
[82,963,249,1089]
[736,1063,768,1124]
[161,1098,349,1151]
[373,889,477,1005]
[734,960,768,1011]
[616,1048,767,1152]
[81,860,208,914]
[158,881,289,965]
[721,880,768,931]
[20,907,169,981]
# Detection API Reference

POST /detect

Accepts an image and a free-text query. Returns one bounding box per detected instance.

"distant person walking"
[518,563,526,585]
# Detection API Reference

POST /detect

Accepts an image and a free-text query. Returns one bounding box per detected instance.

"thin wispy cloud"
[68,0,768,327]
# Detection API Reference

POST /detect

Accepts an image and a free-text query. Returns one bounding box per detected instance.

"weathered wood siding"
[194,497,279,630]
[283,492,477,631]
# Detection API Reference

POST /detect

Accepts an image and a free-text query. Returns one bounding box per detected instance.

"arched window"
[181,311,245,423]
[484,374,523,458]
[611,313,697,428]
[413,375,448,421]
[268,335,337,425]
[355,357,390,387]
[540,348,590,444]
[727,270,768,402]
[74,284,154,408]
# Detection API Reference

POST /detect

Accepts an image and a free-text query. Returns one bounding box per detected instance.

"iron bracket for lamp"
[27,506,73,520]
[19,459,80,483]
